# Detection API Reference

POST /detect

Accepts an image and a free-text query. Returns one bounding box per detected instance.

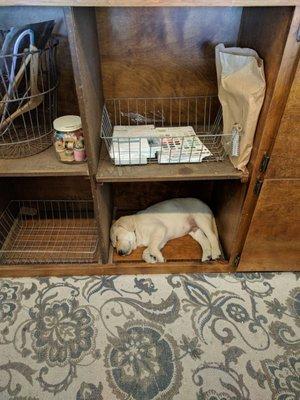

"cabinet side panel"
[65,7,103,175]
[212,181,247,259]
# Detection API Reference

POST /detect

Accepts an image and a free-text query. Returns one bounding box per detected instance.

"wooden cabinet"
[238,63,300,271]
[0,1,299,276]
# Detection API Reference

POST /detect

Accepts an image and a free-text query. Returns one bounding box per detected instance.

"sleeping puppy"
[110,198,222,263]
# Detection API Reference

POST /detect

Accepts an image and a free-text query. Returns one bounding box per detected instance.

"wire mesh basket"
[0,200,99,264]
[100,96,240,166]
[0,36,58,158]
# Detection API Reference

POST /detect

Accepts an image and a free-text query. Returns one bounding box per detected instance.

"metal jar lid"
[53,115,82,132]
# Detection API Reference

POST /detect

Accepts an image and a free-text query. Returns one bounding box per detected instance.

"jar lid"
[53,115,82,132]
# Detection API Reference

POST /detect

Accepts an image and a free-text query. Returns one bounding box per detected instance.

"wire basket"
[100,96,240,166]
[0,38,58,158]
[0,200,99,264]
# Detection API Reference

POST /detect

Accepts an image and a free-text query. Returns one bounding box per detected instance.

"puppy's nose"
[117,250,125,256]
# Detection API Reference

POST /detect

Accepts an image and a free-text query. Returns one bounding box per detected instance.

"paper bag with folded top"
[215,43,266,172]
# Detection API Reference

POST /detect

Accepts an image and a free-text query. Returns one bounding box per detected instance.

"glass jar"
[53,115,87,163]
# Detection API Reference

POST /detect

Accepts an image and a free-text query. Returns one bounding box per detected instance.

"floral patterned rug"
[0,272,299,400]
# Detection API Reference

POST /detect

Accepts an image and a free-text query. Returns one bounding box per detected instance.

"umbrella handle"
[8,29,35,97]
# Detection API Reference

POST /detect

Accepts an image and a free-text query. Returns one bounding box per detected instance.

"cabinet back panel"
[113,181,214,212]
[11,177,92,200]
[97,7,242,98]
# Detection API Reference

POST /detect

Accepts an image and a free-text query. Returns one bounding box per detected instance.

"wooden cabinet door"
[238,63,300,271]
[238,179,300,271]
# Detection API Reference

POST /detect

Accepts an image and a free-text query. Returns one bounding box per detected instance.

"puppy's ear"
[116,216,136,232]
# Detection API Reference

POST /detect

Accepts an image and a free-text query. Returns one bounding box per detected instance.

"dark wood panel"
[238,6,295,172]
[12,177,92,200]
[0,179,14,214]
[266,64,300,179]
[0,6,79,116]
[238,179,300,271]
[97,7,242,98]
[113,181,214,211]
[212,180,247,259]
[229,7,299,266]
[65,7,103,175]
[97,182,113,263]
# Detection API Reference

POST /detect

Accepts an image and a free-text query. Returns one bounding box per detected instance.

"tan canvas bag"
[215,44,266,171]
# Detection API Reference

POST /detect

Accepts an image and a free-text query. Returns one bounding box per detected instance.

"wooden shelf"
[0,147,89,177]
[96,146,248,183]
[1,1,295,7]
[0,260,233,278]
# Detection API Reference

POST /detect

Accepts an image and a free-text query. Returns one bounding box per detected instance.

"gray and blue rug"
[0,272,299,399]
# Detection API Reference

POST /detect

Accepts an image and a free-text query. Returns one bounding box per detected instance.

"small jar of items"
[53,115,87,163]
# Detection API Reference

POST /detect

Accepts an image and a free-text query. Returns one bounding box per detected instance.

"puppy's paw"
[143,248,158,264]
[201,253,212,262]
[153,252,165,263]
[143,248,165,264]
[211,249,222,260]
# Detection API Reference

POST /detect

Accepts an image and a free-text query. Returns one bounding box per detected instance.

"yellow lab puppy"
[110,198,221,263]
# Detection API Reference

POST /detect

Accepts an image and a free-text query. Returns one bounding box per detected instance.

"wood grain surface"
[0,147,89,177]
[238,6,295,171]
[65,7,103,175]
[97,7,242,99]
[212,180,247,259]
[11,176,93,200]
[238,179,300,271]
[0,1,297,7]
[266,64,300,179]
[113,234,205,263]
[0,260,233,278]
[96,146,247,182]
[228,7,299,266]
[113,181,214,211]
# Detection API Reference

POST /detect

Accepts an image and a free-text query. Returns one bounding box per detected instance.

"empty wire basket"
[0,37,58,158]
[100,96,240,166]
[0,200,99,264]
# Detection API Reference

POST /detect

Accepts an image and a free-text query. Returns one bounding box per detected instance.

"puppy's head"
[110,216,137,256]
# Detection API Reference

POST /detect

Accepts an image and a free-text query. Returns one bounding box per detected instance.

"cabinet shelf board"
[0,1,296,7]
[0,147,89,177]
[96,146,247,182]
[0,260,232,277]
